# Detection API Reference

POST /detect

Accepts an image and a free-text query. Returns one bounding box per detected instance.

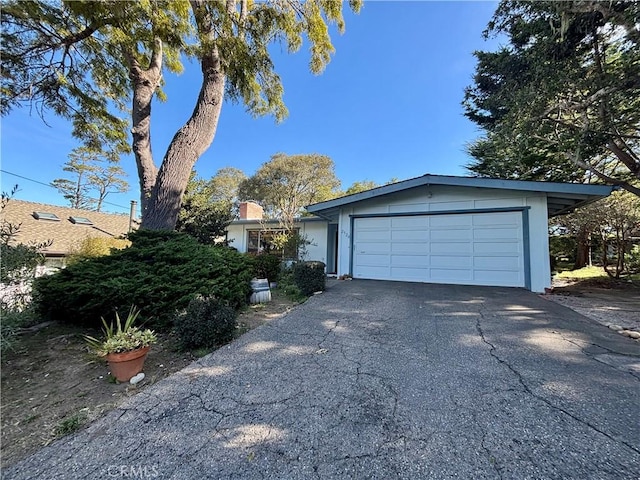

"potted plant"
[85,306,157,382]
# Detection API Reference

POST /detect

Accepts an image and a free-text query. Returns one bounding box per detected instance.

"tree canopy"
[344,180,378,196]
[2,0,361,228]
[51,146,129,211]
[176,167,246,243]
[463,1,640,196]
[238,153,340,230]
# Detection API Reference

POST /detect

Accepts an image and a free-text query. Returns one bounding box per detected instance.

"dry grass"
[555,266,609,280]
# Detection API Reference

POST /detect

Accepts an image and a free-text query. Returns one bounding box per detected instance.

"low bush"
[34,230,254,331]
[174,296,236,350]
[293,261,326,296]
[251,253,281,283]
[626,245,640,272]
[0,307,37,353]
[274,267,305,302]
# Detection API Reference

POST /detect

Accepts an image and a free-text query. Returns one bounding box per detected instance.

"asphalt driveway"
[4,280,639,479]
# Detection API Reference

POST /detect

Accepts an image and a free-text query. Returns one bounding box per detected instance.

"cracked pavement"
[4,280,639,479]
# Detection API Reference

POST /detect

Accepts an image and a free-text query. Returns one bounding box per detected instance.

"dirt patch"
[543,277,640,334]
[0,289,299,468]
[551,276,639,292]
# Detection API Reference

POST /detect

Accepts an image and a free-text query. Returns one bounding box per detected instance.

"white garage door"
[353,211,525,287]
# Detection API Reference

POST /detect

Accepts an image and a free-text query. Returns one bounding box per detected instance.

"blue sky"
[1,1,501,215]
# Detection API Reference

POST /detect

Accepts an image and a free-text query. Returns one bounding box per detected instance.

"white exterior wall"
[226,221,329,264]
[336,185,551,292]
[525,195,551,292]
[226,223,248,252]
[299,222,329,263]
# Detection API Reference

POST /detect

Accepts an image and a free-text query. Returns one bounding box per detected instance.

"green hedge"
[34,230,253,331]
[174,296,237,350]
[293,261,326,296]
[251,253,281,283]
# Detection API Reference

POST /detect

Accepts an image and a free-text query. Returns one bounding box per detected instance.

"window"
[69,216,93,225]
[247,229,300,259]
[33,211,60,221]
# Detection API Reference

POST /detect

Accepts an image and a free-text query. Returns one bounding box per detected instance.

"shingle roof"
[1,200,132,255]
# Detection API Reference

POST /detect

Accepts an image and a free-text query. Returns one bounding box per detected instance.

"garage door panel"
[431,268,473,282]
[473,212,520,226]
[474,241,521,254]
[391,255,429,267]
[391,216,429,228]
[430,255,472,268]
[430,229,472,241]
[354,266,389,279]
[430,242,473,254]
[391,242,428,254]
[357,217,390,229]
[391,230,428,241]
[474,270,522,285]
[474,228,520,240]
[390,267,428,281]
[474,255,521,270]
[356,242,391,254]
[429,215,472,227]
[354,253,389,267]
[356,230,392,242]
[353,212,525,288]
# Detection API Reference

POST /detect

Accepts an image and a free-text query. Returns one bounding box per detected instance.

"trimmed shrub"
[34,230,253,331]
[174,296,236,350]
[293,261,326,296]
[251,253,281,283]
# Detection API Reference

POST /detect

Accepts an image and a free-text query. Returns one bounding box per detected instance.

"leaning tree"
[2,0,361,229]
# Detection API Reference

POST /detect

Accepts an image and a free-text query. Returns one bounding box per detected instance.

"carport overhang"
[306,174,616,219]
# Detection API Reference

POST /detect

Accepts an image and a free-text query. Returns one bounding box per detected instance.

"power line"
[1,169,132,212]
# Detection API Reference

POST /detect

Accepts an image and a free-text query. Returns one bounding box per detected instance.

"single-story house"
[1,199,134,271]
[227,174,614,293]
[225,202,329,263]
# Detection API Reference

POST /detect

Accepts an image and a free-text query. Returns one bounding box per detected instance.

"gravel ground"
[542,286,640,340]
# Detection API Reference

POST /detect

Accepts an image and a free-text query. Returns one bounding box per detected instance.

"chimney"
[129,200,138,232]
[239,201,263,220]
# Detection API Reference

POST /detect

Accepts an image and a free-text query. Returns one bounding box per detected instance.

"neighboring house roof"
[1,200,132,255]
[307,174,616,219]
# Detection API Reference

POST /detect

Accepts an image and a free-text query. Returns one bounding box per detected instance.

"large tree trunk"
[126,39,162,215]
[141,2,226,230]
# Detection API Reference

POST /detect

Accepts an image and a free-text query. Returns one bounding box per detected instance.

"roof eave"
[307,174,616,216]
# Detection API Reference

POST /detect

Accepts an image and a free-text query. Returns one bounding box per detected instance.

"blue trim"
[326,224,338,274]
[522,208,531,290]
[349,216,355,276]
[349,206,529,219]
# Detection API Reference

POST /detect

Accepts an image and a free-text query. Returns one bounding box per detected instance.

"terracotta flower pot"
[106,346,150,382]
